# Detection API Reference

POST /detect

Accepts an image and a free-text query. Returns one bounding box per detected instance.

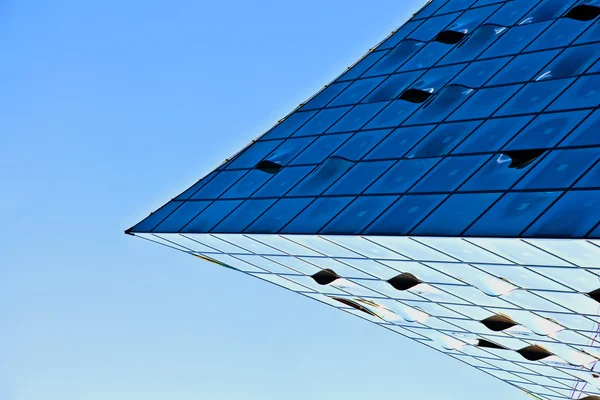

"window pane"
[504,110,590,150]
[252,166,315,197]
[487,50,559,85]
[182,200,242,233]
[548,75,600,111]
[291,133,351,165]
[329,77,386,107]
[191,170,246,199]
[453,116,532,154]
[282,197,354,234]
[326,161,394,195]
[246,198,313,233]
[154,201,211,232]
[516,148,600,190]
[365,195,447,235]
[452,57,511,88]
[328,102,389,133]
[366,159,438,194]
[525,190,600,238]
[448,85,523,120]
[461,154,541,191]
[412,193,501,236]
[293,107,352,137]
[333,130,392,161]
[467,192,561,237]
[406,121,481,157]
[322,196,397,234]
[288,157,354,196]
[411,155,491,193]
[495,78,575,116]
[479,22,552,58]
[365,126,436,160]
[213,199,276,233]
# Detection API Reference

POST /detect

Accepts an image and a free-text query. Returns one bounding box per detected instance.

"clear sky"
[1,1,530,399]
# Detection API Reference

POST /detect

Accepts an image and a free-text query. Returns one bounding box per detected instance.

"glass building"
[127,0,600,398]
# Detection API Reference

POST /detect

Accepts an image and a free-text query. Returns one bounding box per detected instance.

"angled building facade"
[128,0,600,399]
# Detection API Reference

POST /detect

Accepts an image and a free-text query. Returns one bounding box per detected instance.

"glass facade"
[128,1,600,399]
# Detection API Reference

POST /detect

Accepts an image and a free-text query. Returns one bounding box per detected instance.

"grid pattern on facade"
[134,232,600,400]
[128,1,600,399]
[130,0,600,240]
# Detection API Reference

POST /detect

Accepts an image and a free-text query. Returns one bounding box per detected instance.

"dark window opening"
[312,269,340,285]
[476,339,507,350]
[333,297,378,318]
[588,288,600,303]
[481,315,517,332]
[518,345,552,361]
[434,30,467,45]
[565,5,600,21]
[502,149,545,169]
[255,160,283,174]
[388,273,422,291]
[400,88,433,103]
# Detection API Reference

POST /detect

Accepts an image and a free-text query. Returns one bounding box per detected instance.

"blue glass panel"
[288,157,354,196]
[191,170,246,199]
[365,194,447,235]
[448,84,523,120]
[408,12,462,42]
[329,77,386,106]
[536,43,600,81]
[452,57,511,88]
[400,42,453,71]
[366,158,438,194]
[548,75,600,110]
[412,193,501,236]
[560,110,600,146]
[130,201,181,232]
[504,110,590,150]
[263,137,316,166]
[495,78,575,116]
[487,50,560,85]
[364,40,426,77]
[227,141,282,170]
[377,20,424,50]
[453,116,532,154]
[466,192,560,237]
[364,100,420,129]
[291,134,351,165]
[281,197,354,234]
[212,199,276,233]
[415,0,447,19]
[322,196,397,234]
[406,85,475,124]
[526,19,591,51]
[262,111,317,140]
[525,191,600,238]
[461,154,541,191]
[293,107,352,137]
[411,155,491,193]
[520,0,577,24]
[365,71,423,103]
[221,169,272,199]
[479,22,552,58]
[575,161,600,188]
[327,102,389,133]
[590,224,600,238]
[406,121,480,157]
[333,130,392,161]
[439,25,506,65]
[590,59,600,73]
[246,198,313,233]
[444,4,502,34]
[301,82,351,110]
[516,148,600,190]
[252,166,315,197]
[337,50,388,81]
[365,125,436,160]
[486,2,536,26]
[175,171,218,200]
[409,64,466,94]
[182,200,242,233]
[575,20,600,44]
[436,0,477,14]
[325,160,394,195]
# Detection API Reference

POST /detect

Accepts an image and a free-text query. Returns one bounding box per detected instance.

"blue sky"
[1,1,528,399]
